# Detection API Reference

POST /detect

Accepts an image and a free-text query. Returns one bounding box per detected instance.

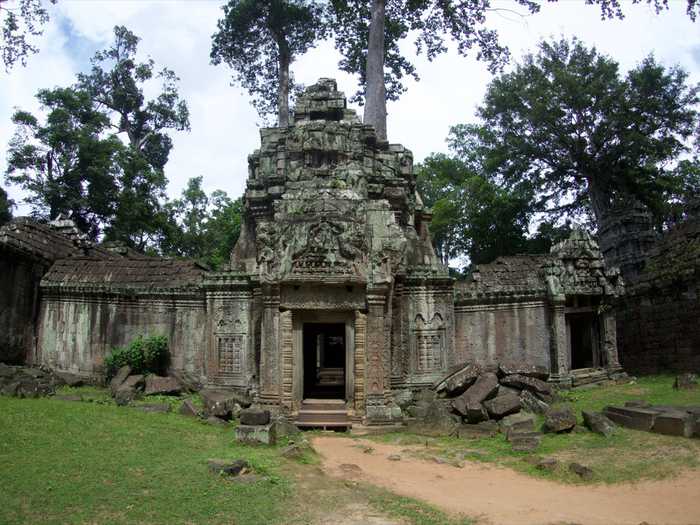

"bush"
[104,335,169,379]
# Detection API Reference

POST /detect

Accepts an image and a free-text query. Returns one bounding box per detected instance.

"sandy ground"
[312,436,700,525]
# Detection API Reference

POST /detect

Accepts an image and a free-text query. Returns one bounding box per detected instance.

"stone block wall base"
[235,424,276,445]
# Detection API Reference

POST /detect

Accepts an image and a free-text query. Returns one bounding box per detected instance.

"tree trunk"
[586,174,610,228]
[278,45,290,128]
[364,0,387,141]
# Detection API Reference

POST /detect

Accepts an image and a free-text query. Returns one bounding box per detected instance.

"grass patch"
[364,375,700,485]
[0,395,291,525]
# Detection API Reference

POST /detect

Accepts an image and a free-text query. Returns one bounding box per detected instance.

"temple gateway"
[0,79,624,425]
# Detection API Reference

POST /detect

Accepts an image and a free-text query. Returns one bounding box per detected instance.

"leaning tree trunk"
[586,174,611,229]
[277,44,290,128]
[364,0,387,141]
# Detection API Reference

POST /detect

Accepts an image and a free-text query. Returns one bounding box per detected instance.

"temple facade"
[0,79,625,424]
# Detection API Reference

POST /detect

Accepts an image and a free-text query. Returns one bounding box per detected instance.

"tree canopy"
[1,0,56,71]
[449,37,700,231]
[0,186,13,225]
[162,176,242,269]
[329,0,699,141]
[211,0,327,126]
[6,25,191,249]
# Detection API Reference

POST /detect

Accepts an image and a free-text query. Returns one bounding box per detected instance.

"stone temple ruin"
[0,79,626,426]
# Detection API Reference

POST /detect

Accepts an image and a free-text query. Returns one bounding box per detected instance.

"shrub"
[104,335,169,379]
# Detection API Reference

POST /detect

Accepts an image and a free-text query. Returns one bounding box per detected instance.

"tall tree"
[161,176,242,268]
[0,0,56,71]
[78,25,190,249]
[416,153,536,267]
[450,38,700,230]
[0,186,13,225]
[211,0,326,126]
[5,87,122,239]
[330,0,699,141]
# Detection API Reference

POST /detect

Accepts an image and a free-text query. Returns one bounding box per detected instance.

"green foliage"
[104,335,169,378]
[5,25,190,249]
[161,177,242,269]
[211,0,327,124]
[416,152,565,268]
[1,0,57,71]
[0,186,13,225]
[5,87,122,239]
[453,37,700,229]
[0,396,291,524]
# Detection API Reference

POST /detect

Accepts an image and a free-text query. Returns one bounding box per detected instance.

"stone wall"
[617,214,700,373]
[0,251,46,364]
[453,300,551,370]
[36,292,208,379]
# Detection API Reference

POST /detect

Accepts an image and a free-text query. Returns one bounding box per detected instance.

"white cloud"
[2,0,699,216]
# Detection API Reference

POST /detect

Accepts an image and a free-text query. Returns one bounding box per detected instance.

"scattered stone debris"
[536,457,559,472]
[500,413,536,437]
[53,371,85,387]
[54,394,83,402]
[114,374,145,406]
[208,458,249,477]
[280,440,311,459]
[542,406,577,433]
[582,410,616,437]
[457,420,500,439]
[201,389,251,419]
[144,375,182,396]
[235,407,276,445]
[0,364,63,398]
[569,462,594,480]
[387,454,401,461]
[603,404,700,438]
[674,373,698,390]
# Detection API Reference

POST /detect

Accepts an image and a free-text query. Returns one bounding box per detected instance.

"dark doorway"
[569,313,598,369]
[303,323,346,399]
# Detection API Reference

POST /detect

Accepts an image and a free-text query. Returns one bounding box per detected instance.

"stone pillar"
[365,286,392,422]
[548,297,571,386]
[259,285,281,406]
[601,309,621,372]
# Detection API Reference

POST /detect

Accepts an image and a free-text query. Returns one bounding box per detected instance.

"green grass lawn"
[0,392,476,525]
[364,375,700,485]
[0,396,290,525]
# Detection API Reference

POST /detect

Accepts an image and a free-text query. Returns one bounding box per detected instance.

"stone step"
[296,412,350,423]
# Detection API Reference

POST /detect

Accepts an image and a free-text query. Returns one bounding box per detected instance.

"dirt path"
[312,436,700,525]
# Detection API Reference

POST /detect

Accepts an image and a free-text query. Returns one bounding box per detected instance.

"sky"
[1,0,699,217]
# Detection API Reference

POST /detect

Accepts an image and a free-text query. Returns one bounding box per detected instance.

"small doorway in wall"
[302,323,346,399]
[568,313,600,369]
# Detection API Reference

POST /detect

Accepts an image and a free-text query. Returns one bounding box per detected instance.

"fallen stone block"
[499,412,535,437]
[53,394,83,402]
[0,363,15,378]
[497,363,549,381]
[271,419,301,438]
[582,410,616,437]
[520,390,549,415]
[281,442,311,459]
[433,362,482,397]
[500,374,552,397]
[569,462,593,480]
[240,408,270,426]
[603,406,657,432]
[201,389,251,419]
[235,423,276,445]
[144,375,182,396]
[543,406,577,433]
[483,393,521,419]
[510,433,541,452]
[652,412,693,438]
[208,458,249,476]
[624,399,651,409]
[109,366,132,395]
[536,457,559,472]
[451,372,498,416]
[114,375,145,406]
[457,420,500,439]
[179,398,201,418]
[674,373,698,390]
[409,399,461,436]
[54,371,85,387]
